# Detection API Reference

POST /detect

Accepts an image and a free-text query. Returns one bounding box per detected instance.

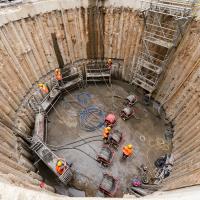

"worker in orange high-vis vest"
[106,58,112,69]
[38,83,49,94]
[122,144,133,159]
[103,126,111,143]
[56,160,66,175]
[55,68,62,81]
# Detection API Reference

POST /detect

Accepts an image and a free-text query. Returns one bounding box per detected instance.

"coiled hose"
[76,92,92,105]
[79,105,105,132]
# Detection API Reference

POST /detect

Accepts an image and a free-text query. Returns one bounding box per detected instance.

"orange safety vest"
[123,146,133,156]
[55,69,62,81]
[56,165,65,175]
[40,84,49,94]
[107,61,112,69]
[103,127,110,139]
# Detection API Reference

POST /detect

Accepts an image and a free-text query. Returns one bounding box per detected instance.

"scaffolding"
[29,136,73,185]
[131,0,196,93]
[85,61,111,85]
[27,66,83,114]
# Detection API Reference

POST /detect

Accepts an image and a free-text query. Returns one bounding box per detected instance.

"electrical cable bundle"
[79,105,105,132]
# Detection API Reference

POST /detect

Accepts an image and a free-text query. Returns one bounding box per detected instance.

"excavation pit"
[1,0,199,198]
[40,81,172,197]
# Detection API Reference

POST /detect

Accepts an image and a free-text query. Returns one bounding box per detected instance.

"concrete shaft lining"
[0,0,200,198]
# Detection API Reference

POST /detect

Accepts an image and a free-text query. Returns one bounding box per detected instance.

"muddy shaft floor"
[45,81,171,197]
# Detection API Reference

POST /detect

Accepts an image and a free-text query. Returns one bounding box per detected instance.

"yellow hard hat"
[107,127,111,131]
[57,160,63,167]
[38,83,43,87]
[128,144,132,149]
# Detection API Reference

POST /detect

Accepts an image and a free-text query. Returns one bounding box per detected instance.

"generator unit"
[120,107,135,120]
[108,129,123,148]
[97,146,114,167]
[99,173,119,197]
[105,113,116,127]
[123,94,137,106]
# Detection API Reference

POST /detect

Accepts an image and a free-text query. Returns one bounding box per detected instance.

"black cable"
[52,147,97,162]
[74,139,102,148]
[73,147,97,161]
[47,134,101,148]
[51,139,102,151]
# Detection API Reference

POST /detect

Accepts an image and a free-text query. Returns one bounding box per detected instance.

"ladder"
[131,0,195,93]
[29,136,73,185]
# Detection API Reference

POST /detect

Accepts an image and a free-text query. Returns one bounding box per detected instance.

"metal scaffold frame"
[131,0,196,93]
[85,61,111,86]
[27,66,83,114]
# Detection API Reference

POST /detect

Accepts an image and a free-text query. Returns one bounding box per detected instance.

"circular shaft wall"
[0,0,199,193]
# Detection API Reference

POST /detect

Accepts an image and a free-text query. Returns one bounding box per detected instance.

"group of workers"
[55,127,133,175]
[103,126,133,159]
[53,59,131,176]
[54,59,113,175]
[38,59,112,95]
[38,68,63,95]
